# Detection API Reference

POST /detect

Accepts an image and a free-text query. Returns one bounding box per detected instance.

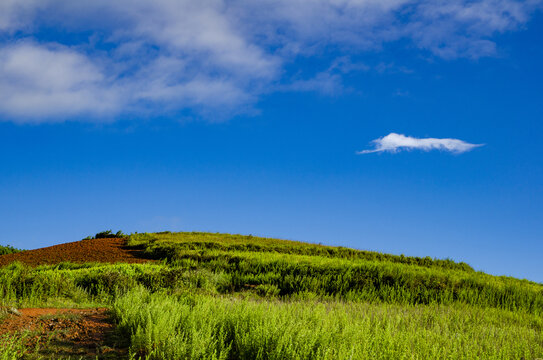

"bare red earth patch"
[0,308,127,358]
[0,238,152,267]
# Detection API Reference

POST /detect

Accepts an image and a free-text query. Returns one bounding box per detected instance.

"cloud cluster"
[0,0,540,122]
[0,42,121,121]
[357,133,483,154]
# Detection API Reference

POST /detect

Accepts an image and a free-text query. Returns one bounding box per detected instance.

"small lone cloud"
[357,133,483,154]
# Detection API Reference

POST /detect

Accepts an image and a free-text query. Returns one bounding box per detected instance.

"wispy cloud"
[0,0,541,122]
[357,133,483,154]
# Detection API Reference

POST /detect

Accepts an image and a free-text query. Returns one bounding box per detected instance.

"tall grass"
[126,232,543,314]
[113,287,543,360]
[2,255,541,314]
[0,262,162,307]
[128,232,474,271]
[1,231,542,314]
[1,231,542,359]
[0,333,29,360]
[0,262,226,308]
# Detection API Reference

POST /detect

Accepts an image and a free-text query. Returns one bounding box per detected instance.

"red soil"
[0,238,152,267]
[0,308,127,358]
[0,308,110,340]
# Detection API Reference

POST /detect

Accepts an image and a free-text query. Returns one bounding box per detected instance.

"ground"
[0,308,127,359]
[0,238,151,267]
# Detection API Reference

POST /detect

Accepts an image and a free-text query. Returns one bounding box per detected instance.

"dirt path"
[0,308,127,359]
[0,237,152,267]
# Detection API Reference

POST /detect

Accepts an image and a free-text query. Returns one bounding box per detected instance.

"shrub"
[0,245,22,256]
[83,230,126,240]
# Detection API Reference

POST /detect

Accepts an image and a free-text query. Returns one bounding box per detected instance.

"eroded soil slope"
[0,238,151,267]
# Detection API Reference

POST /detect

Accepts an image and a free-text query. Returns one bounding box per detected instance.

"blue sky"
[1,0,542,282]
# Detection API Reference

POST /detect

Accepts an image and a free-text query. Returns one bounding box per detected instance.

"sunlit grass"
[1,231,542,359]
[113,287,543,360]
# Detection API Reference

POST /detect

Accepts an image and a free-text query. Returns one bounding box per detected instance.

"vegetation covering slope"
[1,231,542,359]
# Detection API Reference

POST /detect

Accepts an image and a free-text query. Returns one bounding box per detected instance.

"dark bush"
[83,230,126,240]
[0,245,23,255]
[76,271,137,296]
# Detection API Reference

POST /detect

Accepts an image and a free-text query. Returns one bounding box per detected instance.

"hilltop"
[1,231,542,359]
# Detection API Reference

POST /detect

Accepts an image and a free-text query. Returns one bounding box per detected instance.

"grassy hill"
[1,231,542,359]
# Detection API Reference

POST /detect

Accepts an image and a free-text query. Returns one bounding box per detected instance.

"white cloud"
[234,0,541,58]
[0,0,40,32]
[0,0,541,122]
[357,133,483,154]
[281,72,345,95]
[0,42,121,121]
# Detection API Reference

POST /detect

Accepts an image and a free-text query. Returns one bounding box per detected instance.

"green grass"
[0,332,41,360]
[1,231,542,359]
[127,232,474,271]
[0,334,25,360]
[113,287,543,360]
[126,232,543,314]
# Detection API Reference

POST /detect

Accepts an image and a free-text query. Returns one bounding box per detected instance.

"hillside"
[0,238,151,267]
[1,231,542,359]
